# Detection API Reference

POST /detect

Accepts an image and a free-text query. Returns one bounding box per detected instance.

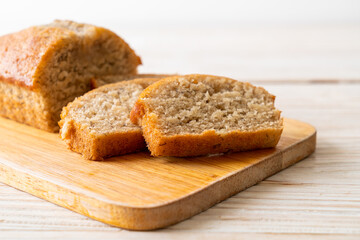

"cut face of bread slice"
[130,74,283,157]
[59,78,159,160]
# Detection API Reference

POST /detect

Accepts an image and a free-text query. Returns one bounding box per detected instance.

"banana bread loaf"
[0,20,141,132]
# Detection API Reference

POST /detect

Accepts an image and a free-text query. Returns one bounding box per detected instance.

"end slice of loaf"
[130,74,283,157]
[59,78,159,160]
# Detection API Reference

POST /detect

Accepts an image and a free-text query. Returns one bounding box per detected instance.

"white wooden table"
[1,25,360,239]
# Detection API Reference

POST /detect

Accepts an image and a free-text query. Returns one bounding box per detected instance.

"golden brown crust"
[0,20,142,132]
[0,22,142,90]
[0,26,75,89]
[59,118,146,160]
[129,101,145,126]
[142,115,283,157]
[59,78,160,160]
[130,74,283,157]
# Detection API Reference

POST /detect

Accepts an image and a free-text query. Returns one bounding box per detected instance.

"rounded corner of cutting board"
[284,118,317,134]
[75,197,206,230]
[282,118,317,148]
[83,205,175,231]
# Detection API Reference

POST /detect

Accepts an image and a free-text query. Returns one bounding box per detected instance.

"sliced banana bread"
[130,74,283,157]
[0,20,141,132]
[59,78,159,160]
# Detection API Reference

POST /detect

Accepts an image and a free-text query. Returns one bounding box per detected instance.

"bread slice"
[130,74,283,157]
[59,78,159,160]
[0,20,141,132]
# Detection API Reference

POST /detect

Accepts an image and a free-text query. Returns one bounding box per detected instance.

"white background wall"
[1,0,359,32]
[0,0,359,79]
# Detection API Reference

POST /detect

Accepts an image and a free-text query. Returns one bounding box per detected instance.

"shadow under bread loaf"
[130,74,284,157]
[59,78,160,160]
[0,20,141,132]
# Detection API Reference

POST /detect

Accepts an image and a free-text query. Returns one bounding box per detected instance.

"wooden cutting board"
[0,117,316,230]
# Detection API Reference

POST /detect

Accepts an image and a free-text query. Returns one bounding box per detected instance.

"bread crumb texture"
[59,78,158,160]
[140,75,282,134]
[65,83,143,134]
[132,74,283,157]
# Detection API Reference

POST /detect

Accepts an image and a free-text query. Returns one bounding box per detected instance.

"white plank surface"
[1,83,359,239]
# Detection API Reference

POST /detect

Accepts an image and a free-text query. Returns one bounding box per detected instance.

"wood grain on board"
[0,117,315,230]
